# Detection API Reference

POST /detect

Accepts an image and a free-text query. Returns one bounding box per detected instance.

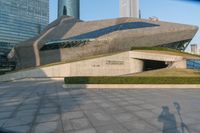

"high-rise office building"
[0,0,49,46]
[120,0,140,18]
[0,0,49,70]
[58,0,80,19]
[191,44,198,54]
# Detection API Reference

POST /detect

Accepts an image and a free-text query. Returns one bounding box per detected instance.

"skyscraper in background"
[0,0,49,70]
[0,0,49,46]
[58,0,80,19]
[191,44,198,54]
[120,0,140,18]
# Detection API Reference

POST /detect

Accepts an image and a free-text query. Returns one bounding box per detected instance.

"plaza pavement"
[0,80,200,133]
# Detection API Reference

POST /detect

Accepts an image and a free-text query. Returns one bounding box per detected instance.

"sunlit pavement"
[0,80,200,133]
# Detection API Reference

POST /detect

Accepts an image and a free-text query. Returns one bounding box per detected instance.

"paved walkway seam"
[63,84,200,89]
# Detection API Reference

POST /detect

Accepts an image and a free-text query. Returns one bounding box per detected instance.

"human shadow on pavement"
[158,103,191,133]
[158,106,180,133]
[174,102,191,133]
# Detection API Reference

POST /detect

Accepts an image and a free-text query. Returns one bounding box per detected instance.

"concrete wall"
[0,52,131,81]
[0,51,187,82]
[171,60,187,69]
[69,52,143,76]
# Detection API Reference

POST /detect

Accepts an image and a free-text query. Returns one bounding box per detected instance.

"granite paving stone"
[62,111,84,120]
[145,117,166,131]
[105,106,127,114]
[187,123,200,133]
[134,110,158,119]
[18,104,38,110]
[0,120,6,127]
[124,105,143,112]
[80,103,99,110]
[0,112,12,119]
[39,107,58,114]
[62,119,73,132]
[61,104,81,112]
[36,114,59,123]
[112,112,138,123]
[70,118,92,130]
[84,109,116,127]
[0,80,200,133]
[138,104,159,110]
[4,125,30,133]
[16,109,37,117]
[3,116,34,127]
[0,106,17,112]
[34,121,58,133]
[117,101,132,106]
[96,123,130,133]
[128,100,145,105]
[73,128,97,133]
[123,119,159,132]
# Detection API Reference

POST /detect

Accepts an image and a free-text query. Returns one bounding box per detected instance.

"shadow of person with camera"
[158,102,191,133]
[158,106,180,133]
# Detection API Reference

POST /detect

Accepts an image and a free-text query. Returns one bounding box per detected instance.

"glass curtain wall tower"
[0,0,49,46]
[58,0,80,19]
[0,0,49,70]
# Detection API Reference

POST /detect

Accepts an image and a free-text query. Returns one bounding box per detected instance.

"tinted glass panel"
[187,60,200,69]
[0,0,49,45]
[159,40,191,51]
[70,22,159,40]
[41,22,160,51]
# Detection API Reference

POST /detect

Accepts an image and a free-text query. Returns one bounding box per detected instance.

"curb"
[63,84,200,89]
[0,78,64,83]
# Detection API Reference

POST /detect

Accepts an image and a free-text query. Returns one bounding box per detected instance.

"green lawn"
[65,68,200,84]
[64,76,200,84]
[131,47,200,59]
[132,68,200,77]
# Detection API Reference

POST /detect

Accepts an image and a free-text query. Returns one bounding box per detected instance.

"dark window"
[70,22,159,40]
[63,6,67,16]
[41,22,160,51]
[159,39,191,51]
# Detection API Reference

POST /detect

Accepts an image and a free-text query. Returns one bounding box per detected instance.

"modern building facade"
[13,16,198,69]
[120,0,140,18]
[0,43,16,71]
[58,0,80,19]
[0,0,49,70]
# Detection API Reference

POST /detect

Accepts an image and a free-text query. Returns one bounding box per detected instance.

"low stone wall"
[0,52,134,81]
[0,51,186,82]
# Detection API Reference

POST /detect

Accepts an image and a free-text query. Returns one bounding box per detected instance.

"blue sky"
[49,0,200,48]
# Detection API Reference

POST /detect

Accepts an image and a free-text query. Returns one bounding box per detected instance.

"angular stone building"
[14,16,198,69]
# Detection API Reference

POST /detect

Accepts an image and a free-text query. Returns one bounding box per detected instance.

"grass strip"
[131,47,200,58]
[65,76,200,84]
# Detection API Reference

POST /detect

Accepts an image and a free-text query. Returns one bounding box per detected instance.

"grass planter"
[64,77,200,84]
